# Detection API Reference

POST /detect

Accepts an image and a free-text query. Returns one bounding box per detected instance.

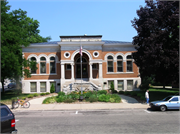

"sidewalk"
[10,94,149,111]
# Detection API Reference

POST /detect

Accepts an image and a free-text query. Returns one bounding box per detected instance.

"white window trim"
[64,52,70,58]
[49,57,56,74]
[93,51,99,58]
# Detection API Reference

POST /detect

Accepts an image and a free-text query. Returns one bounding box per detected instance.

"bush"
[137,93,142,97]
[33,93,39,97]
[97,90,107,95]
[130,91,137,96]
[43,97,56,104]
[84,91,93,98]
[40,93,46,96]
[110,94,121,103]
[58,91,65,96]
[50,84,55,93]
[68,93,79,100]
[63,98,74,103]
[140,96,146,101]
[110,98,115,103]
[45,92,50,95]
[98,94,110,102]
[124,91,130,95]
[112,90,118,94]
[56,96,65,103]
[119,91,124,94]
[86,94,98,103]
[22,97,26,100]
[27,94,33,98]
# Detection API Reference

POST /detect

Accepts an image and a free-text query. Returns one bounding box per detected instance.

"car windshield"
[163,96,172,101]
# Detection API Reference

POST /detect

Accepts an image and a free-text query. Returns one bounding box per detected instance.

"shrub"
[112,90,118,94]
[97,90,107,95]
[43,97,56,104]
[110,94,121,103]
[119,91,124,94]
[27,94,33,98]
[45,92,50,95]
[22,97,26,100]
[68,93,79,100]
[110,98,115,103]
[58,91,65,96]
[56,96,65,103]
[86,94,98,103]
[137,93,142,97]
[84,91,93,98]
[140,96,146,101]
[50,84,55,93]
[130,91,137,96]
[40,93,46,96]
[63,98,74,103]
[124,91,130,95]
[98,94,110,102]
[33,93,39,97]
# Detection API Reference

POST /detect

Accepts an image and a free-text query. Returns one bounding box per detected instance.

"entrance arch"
[74,53,89,78]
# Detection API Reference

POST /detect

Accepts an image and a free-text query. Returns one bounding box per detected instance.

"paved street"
[14,109,180,134]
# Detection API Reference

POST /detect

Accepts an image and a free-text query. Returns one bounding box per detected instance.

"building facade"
[22,35,141,93]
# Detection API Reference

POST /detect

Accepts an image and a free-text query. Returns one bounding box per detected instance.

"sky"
[8,0,146,42]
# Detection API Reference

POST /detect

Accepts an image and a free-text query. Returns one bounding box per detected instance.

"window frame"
[50,57,56,74]
[30,82,37,92]
[40,82,46,92]
[107,55,114,72]
[40,57,46,74]
[126,55,133,72]
[117,55,123,72]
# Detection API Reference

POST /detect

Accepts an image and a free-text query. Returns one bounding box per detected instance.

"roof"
[60,35,102,38]
[29,40,132,45]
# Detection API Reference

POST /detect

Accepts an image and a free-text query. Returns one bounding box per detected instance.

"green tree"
[1,0,51,92]
[131,1,179,88]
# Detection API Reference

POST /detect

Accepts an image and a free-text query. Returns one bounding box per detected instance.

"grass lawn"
[0,89,31,105]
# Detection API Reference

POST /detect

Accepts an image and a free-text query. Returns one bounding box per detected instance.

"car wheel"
[160,105,166,112]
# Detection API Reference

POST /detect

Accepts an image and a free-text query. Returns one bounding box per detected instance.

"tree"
[131,1,179,88]
[1,0,51,92]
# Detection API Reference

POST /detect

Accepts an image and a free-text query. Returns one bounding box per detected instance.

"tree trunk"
[15,77,20,89]
[1,79,5,93]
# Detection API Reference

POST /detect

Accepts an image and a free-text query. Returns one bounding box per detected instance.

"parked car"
[150,95,180,111]
[8,83,16,88]
[0,103,18,133]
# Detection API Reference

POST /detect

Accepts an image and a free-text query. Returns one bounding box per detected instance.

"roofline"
[60,35,102,38]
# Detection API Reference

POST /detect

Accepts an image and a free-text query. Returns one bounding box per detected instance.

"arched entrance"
[74,53,89,78]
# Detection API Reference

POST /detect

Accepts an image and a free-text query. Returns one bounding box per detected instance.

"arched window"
[76,57,87,63]
[126,55,133,72]
[117,55,123,72]
[50,57,56,73]
[107,55,113,72]
[40,57,46,74]
[30,57,37,74]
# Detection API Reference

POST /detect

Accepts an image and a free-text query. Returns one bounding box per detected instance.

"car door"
[168,97,179,109]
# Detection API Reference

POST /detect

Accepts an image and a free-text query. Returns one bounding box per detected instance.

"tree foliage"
[131,1,179,88]
[1,0,51,92]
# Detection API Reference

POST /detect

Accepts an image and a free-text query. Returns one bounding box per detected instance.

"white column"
[71,63,74,80]
[61,63,65,79]
[89,63,93,80]
[124,79,127,91]
[99,63,103,79]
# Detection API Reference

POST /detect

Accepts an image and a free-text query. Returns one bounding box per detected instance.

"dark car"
[8,83,16,88]
[0,103,17,133]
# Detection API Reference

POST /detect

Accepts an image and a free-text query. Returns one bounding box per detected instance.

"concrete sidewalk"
[10,94,149,111]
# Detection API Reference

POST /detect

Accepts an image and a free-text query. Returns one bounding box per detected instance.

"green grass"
[0,89,31,105]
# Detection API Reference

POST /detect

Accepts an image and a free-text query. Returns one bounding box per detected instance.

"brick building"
[22,35,141,93]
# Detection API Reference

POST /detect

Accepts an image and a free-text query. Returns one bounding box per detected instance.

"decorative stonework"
[93,51,99,58]
[64,52,70,58]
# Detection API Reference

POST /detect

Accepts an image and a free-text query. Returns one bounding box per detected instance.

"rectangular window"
[108,81,114,89]
[127,61,133,72]
[118,80,124,90]
[117,61,123,72]
[50,82,56,92]
[40,62,46,73]
[50,62,56,73]
[40,82,46,92]
[92,64,97,69]
[66,64,71,70]
[108,61,113,72]
[127,80,133,90]
[30,82,37,92]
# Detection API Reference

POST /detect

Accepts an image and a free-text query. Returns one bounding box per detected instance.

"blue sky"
[8,0,146,42]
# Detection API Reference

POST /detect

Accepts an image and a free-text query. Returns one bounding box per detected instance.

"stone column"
[124,79,127,91]
[61,63,65,79]
[89,63,93,80]
[99,63,103,79]
[71,63,74,80]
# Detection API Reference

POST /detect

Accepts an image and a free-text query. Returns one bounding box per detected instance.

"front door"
[76,64,88,78]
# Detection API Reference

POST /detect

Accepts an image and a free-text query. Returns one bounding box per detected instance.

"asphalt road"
[14,109,180,134]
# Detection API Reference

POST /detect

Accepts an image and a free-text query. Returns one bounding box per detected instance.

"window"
[30,82,37,92]
[118,80,124,90]
[170,97,178,102]
[40,57,46,74]
[76,57,87,63]
[107,56,113,72]
[92,63,97,69]
[50,57,56,73]
[1,108,9,117]
[93,51,99,57]
[40,82,46,92]
[66,64,71,70]
[30,57,37,74]
[126,55,133,72]
[127,80,133,90]
[108,81,114,89]
[64,52,70,58]
[117,55,123,72]
[50,82,56,92]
